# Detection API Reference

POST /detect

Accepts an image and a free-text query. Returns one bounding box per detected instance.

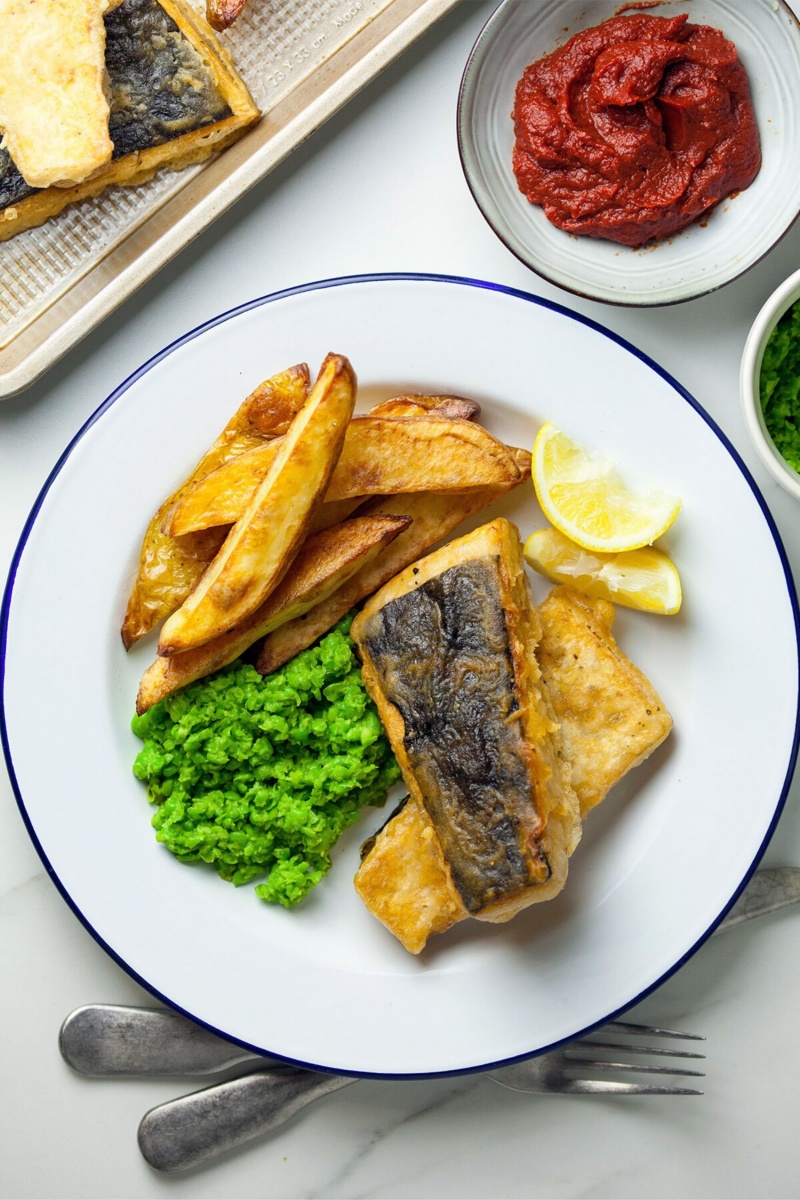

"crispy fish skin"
[355,583,672,953]
[0,0,260,241]
[136,514,411,712]
[536,585,673,816]
[254,465,530,678]
[352,518,580,929]
[121,364,310,649]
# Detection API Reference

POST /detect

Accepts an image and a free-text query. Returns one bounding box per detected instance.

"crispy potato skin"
[120,364,309,648]
[254,469,530,677]
[368,395,481,421]
[165,415,521,537]
[157,353,357,656]
[136,513,411,712]
[206,0,246,29]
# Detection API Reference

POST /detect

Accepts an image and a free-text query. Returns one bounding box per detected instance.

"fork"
[137,1021,705,1172]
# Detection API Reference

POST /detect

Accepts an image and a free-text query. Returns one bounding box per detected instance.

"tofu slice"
[0,0,113,188]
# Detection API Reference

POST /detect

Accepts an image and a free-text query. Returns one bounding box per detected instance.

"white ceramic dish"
[457,0,800,307]
[2,275,798,1077]
[741,266,800,502]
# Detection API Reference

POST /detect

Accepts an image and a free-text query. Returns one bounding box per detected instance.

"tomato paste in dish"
[511,12,761,247]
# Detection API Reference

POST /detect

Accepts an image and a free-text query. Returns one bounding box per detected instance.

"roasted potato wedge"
[369,395,481,421]
[165,416,521,538]
[158,353,357,656]
[121,363,309,648]
[206,0,247,29]
[254,470,530,677]
[307,497,364,534]
[136,513,411,712]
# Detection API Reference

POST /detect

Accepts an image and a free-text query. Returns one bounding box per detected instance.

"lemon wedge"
[523,525,682,615]
[532,423,682,553]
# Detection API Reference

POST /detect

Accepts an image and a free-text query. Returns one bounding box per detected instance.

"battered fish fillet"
[355,583,672,954]
[537,586,673,817]
[351,519,582,946]
[0,0,113,188]
[0,0,259,242]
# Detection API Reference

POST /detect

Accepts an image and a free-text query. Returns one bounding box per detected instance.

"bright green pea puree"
[760,299,800,474]
[131,615,400,907]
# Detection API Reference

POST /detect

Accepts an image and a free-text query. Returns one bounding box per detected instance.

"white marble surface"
[2,3,800,1196]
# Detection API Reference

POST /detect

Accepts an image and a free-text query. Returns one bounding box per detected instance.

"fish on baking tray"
[0,0,258,241]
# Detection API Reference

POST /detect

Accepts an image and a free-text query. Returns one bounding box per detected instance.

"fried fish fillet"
[351,519,582,944]
[0,0,259,241]
[537,586,673,817]
[355,583,672,953]
[0,0,112,189]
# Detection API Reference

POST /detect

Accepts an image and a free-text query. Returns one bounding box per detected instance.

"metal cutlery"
[59,866,800,1173]
[137,1021,706,1172]
[59,865,800,1080]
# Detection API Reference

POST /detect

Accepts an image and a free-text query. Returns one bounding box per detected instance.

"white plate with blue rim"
[457,0,800,306]
[2,274,798,1076]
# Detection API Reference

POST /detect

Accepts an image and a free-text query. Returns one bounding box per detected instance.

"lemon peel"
[523,525,682,615]
[532,423,682,553]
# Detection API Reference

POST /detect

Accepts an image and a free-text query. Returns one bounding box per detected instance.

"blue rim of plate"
[456,0,800,308]
[2,272,799,1080]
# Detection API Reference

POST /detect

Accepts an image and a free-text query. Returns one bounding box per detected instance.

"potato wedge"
[165,416,521,538]
[121,363,309,648]
[307,497,364,534]
[136,513,411,712]
[206,0,246,29]
[158,353,357,656]
[254,471,529,677]
[369,395,481,421]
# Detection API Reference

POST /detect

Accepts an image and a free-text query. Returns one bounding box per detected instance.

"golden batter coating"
[0,0,113,188]
[352,521,582,950]
[537,586,673,817]
[355,582,672,953]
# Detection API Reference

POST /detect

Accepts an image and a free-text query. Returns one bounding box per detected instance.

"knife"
[59,866,800,1079]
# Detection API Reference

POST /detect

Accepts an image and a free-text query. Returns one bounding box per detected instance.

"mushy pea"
[760,299,800,475]
[131,616,400,906]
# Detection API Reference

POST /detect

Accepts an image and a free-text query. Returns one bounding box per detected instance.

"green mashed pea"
[760,300,800,475]
[131,615,400,907]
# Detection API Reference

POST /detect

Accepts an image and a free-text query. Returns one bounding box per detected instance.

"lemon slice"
[532,423,682,552]
[523,525,682,615]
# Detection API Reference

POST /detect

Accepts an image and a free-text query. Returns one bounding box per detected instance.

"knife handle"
[59,1004,266,1077]
[138,1067,353,1172]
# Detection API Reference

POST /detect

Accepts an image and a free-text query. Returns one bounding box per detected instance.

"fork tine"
[561,1079,704,1096]
[572,1038,705,1059]
[565,1056,705,1079]
[601,1021,705,1041]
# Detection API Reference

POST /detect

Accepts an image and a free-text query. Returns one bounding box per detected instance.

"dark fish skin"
[105,0,231,155]
[0,0,232,210]
[358,557,550,914]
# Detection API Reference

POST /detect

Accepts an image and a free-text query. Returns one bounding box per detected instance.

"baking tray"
[0,0,462,400]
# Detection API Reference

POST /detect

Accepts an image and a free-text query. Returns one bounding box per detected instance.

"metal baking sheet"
[0,0,461,399]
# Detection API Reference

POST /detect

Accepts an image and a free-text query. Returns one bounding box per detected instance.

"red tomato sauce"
[511,13,761,247]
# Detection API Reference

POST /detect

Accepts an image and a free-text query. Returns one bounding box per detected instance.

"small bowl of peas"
[741,267,800,503]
